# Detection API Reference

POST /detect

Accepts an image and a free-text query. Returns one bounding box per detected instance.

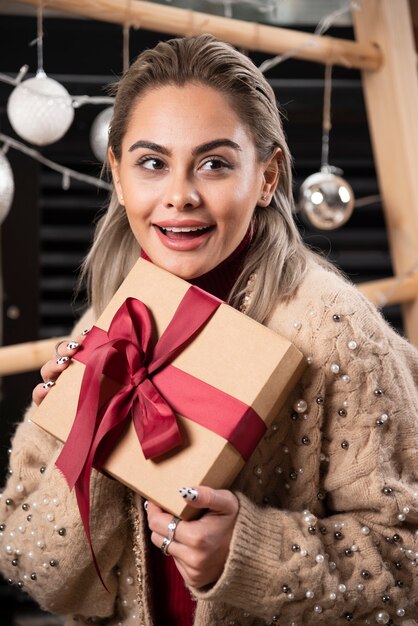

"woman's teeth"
[158,225,213,239]
[160,226,210,233]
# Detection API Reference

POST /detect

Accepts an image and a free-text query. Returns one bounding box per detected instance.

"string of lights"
[258,0,364,74]
[0,132,111,191]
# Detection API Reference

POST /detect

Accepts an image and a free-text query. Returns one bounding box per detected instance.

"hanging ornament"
[89,21,127,162]
[90,106,113,162]
[7,4,74,146]
[298,64,355,230]
[0,150,14,224]
[7,71,74,146]
[299,165,354,230]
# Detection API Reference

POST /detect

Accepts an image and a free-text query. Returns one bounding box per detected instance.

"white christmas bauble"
[0,152,14,224]
[90,106,113,162]
[7,73,74,145]
[298,169,354,230]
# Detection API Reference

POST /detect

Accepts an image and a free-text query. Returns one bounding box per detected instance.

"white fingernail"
[81,329,90,336]
[179,487,198,501]
[42,381,55,389]
[56,356,70,365]
[66,341,79,350]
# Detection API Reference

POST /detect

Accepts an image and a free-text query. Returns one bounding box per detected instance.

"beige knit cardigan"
[1,261,418,626]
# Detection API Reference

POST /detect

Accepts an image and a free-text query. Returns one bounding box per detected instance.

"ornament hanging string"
[123,24,130,73]
[28,2,45,76]
[36,2,44,76]
[321,64,333,169]
[123,0,136,72]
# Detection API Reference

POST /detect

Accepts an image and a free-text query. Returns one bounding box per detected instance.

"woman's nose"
[162,172,201,211]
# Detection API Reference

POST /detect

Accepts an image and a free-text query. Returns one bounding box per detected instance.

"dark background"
[0,14,396,623]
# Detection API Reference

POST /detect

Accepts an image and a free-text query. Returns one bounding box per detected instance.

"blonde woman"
[1,35,418,626]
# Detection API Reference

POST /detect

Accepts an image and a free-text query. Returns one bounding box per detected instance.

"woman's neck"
[141,227,252,302]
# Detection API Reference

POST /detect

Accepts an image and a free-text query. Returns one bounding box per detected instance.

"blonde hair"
[82,34,332,323]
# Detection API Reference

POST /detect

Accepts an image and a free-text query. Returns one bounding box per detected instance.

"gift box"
[32,258,305,521]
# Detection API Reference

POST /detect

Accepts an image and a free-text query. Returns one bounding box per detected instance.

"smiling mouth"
[156,225,215,239]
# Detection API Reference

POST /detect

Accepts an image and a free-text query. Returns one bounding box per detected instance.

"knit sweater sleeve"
[192,283,418,624]
[0,310,128,619]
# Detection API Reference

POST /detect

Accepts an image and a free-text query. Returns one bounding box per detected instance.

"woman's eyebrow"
[192,139,242,156]
[128,138,242,156]
[128,140,170,155]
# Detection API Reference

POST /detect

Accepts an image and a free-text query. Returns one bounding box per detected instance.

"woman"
[1,34,418,626]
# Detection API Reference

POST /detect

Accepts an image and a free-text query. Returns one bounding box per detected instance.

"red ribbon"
[55,286,266,587]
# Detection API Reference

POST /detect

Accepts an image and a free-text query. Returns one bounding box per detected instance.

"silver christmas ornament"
[298,166,355,230]
[90,106,113,162]
[7,71,74,146]
[0,152,14,224]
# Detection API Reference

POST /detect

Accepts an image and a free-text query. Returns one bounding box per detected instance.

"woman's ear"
[108,147,125,205]
[259,148,282,206]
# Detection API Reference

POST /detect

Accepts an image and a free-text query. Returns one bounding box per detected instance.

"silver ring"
[54,340,67,358]
[160,536,172,556]
[167,516,181,541]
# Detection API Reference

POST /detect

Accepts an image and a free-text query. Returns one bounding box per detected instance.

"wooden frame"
[11,0,382,69]
[352,0,418,345]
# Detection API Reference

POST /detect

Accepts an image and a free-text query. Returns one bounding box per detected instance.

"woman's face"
[109,83,279,279]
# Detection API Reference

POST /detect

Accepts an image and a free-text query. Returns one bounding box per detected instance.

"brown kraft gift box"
[32,258,306,520]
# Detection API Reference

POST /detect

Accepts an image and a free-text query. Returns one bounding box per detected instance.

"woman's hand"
[146,486,239,589]
[32,330,89,406]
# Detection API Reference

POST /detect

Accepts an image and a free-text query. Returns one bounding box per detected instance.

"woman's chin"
[156,259,214,281]
[141,242,220,279]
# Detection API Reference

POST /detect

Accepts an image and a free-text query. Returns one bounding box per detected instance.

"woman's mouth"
[153,223,215,251]
[157,225,215,240]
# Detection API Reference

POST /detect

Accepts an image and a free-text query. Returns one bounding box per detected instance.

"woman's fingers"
[39,342,76,381]
[146,487,239,588]
[33,333,89,406]
[74,327,90,345]
[179,485,238,514]
[147,504,188,545]
[147,487,238,545]
[32,381,55,406]
[150,530,186,559]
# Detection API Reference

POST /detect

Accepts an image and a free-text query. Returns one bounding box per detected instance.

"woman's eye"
[201,158,230,171]
[137,157,166,171]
